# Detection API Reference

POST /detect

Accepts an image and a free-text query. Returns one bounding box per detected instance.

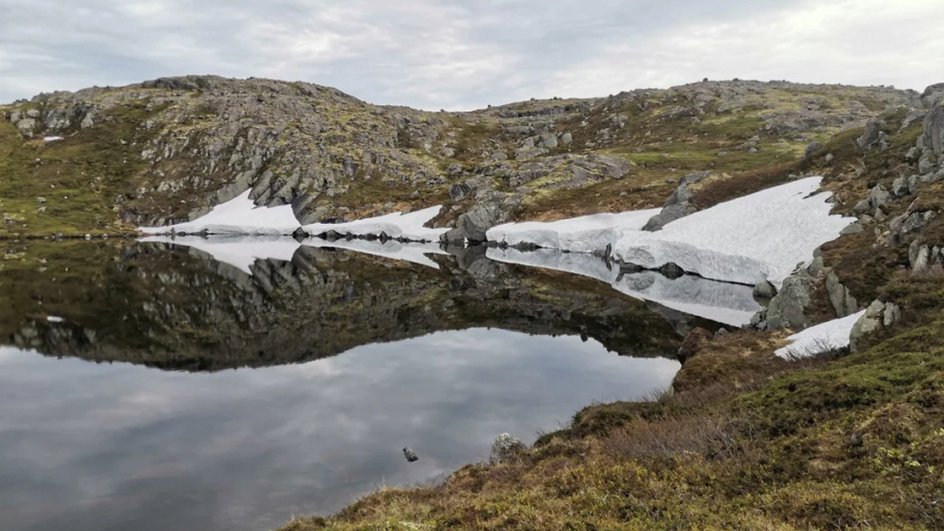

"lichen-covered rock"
[765,269,814,330]
[753,279,778,301]
[850,300,885,352]
[857,118,887,150]
[826,271,858,318]
[489,433,526,464]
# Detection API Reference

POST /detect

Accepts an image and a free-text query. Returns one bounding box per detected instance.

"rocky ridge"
[0,76,925,241]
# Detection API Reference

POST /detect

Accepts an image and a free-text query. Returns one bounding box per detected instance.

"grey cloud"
[0,0,941,110]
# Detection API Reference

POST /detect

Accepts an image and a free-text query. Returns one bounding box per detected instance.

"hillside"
[4,76,944,529]
[0,76,929,240]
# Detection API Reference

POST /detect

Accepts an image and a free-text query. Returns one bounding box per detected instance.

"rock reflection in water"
[3,240,693,371]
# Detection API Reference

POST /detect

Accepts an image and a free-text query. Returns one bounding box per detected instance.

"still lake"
[0,238,754,530]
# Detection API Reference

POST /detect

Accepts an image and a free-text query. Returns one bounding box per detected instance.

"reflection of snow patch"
[139,190,301,235]
[775,310,865,359]
[46,316,65,323]
[139,235,300,275]
[486,177,854,287]
[302,238,449,270]
[303,205,448,243]
[486,247,761,327]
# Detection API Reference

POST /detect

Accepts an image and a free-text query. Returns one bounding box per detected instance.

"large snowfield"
[487,177,855,287]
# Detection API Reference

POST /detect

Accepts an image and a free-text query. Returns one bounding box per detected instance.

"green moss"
[0,100,165,237]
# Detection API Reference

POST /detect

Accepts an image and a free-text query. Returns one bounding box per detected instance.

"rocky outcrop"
[857,118,888,151]
[909,240,944,273]
[762,269,814,330]
[489,433,526,464]
[826,271,859,318]
[849,300,902,352]
[643,171,709,231]
[917,105,944,175]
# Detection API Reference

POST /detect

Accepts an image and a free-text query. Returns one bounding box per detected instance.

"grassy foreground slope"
[281,98,944,528]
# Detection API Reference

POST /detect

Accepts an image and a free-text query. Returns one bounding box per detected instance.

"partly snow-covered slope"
[486,247,760,326]
[775,310,866,359]
[302,205,448,242]
[139,190,302,235]
[139,189,448,242]
[486,177,854,286]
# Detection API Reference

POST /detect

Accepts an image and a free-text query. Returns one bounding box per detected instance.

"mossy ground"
[0,101,165,238]
[283,296,944,530]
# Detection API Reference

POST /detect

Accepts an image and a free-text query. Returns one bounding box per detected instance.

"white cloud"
[0,0,940,109]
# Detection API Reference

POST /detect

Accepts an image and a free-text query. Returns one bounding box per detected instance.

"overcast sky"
[1,0,942,110]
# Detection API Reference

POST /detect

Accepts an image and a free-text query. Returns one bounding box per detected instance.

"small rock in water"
[402,447,418,462]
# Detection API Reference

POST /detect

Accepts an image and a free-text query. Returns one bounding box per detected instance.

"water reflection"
[0,238,736,531]
[3,241,691,371]
[0,332,678,531]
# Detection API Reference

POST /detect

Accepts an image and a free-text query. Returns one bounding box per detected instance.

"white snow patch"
[46,316,65,323]
[485,177,854,287]
[302,238,448,270]
[486,247,761,326]
[139,235,301,275]
[487,209,661,253]
[775,310,866,359]
[302,205,448,242]
[42,136,64,142]
[139,190,301,235]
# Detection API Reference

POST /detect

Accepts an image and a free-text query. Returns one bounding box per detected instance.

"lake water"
[0,238,753,530]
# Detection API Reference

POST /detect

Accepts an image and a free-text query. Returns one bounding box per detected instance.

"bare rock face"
[922,83,944,107]
[917,105,944,173]
[857,118,888,150]
[826,271,858,318]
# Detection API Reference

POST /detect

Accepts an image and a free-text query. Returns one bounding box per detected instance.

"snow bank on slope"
[486,177,854,287]
[140,235,301,274]
[614,178,853,285]
[302,205,448,242]
[774,310,866,359]
[139,189,449,242]
[486,247,761,326]
[302,238,449,270]
[487,209,661,253]
[139,190,302,235]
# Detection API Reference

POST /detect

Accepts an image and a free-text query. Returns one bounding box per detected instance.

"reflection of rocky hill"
[3,241,689,371]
